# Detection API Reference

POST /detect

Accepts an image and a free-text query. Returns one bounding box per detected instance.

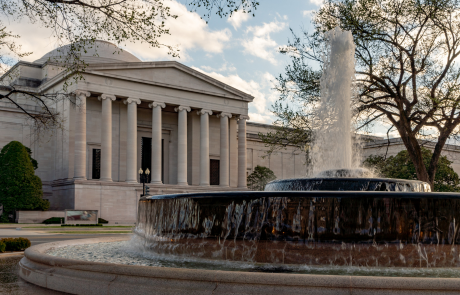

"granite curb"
[18,237,460,295]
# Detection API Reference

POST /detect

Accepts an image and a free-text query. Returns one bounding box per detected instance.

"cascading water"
[311,27,358,176]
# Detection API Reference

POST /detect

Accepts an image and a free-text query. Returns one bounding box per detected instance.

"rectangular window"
[92,149,101,179]
[141,137,152,183]
[210,159,220,185]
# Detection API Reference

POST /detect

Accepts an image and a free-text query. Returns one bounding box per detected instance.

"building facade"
[0,41,307,223]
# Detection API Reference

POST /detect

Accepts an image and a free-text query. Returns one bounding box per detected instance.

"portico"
[72,89,251,188]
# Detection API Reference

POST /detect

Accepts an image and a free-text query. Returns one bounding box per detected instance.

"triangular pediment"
[89,62,253,101]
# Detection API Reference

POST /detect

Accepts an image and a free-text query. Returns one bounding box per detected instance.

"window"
[92,149,101,179]
[210,159,220,185]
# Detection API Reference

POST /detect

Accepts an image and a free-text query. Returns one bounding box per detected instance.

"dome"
[34,40,141,64]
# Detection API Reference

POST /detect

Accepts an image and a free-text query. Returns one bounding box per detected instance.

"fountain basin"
[18,236,460,294]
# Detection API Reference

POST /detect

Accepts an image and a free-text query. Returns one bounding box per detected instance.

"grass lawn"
[49,231,132,234]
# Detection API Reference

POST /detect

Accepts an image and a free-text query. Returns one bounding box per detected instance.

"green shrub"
[98,218,109,224]
[0,141,49,221]
[0,241,5,253]
[0,237,31,251]
[43,217,64,224]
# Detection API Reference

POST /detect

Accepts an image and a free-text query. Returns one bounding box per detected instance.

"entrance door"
[141,137,165,183]
[210,159,220,185]
[141,137,152,183]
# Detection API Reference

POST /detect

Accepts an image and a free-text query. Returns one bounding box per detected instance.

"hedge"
[0,237,31,251]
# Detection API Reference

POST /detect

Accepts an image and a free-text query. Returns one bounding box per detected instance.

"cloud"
[310,0,324,6]
[200,61,236,73]
[227,10,251,30]
[302,10,315,17]
[192,67,278,123]
[126,0,231,61]
[242,20,287,65]
[6,0,231,63]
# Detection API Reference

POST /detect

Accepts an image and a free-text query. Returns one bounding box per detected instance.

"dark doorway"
[210,159,220,185]
[141,137,152,183]
[92,149,101,179]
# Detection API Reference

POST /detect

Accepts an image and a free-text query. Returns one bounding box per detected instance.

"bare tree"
[273,0,460,188]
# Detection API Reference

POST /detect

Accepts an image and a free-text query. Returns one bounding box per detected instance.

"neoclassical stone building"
[0,41,306,223]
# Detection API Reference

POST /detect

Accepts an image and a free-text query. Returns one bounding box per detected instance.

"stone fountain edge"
[18,236,460,295]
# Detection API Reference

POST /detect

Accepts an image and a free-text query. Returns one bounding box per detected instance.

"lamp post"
[139,168,150,196]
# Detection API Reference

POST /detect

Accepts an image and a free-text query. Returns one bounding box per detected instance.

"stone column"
[98,94,116,181]
[73,90,90,180]
[197,109,213,186]
[238,115,249,188]
[218,112,232,187]
[174,106,191,186]
[124,97,141,183]
[149,101,166,184]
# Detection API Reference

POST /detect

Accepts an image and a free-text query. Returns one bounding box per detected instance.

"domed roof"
[34,40,141,64]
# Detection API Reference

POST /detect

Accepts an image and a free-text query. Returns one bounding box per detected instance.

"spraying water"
[311,27,358,176]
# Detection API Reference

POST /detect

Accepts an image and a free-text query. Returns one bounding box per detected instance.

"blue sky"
[10,0,397,138]
[12,0,322,124]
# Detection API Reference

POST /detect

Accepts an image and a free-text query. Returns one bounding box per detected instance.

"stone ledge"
[18,237,460,295]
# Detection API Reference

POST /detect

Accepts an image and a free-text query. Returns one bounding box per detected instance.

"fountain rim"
[267,177,428,184]
[17,236,460,294]
[142,190,460,200]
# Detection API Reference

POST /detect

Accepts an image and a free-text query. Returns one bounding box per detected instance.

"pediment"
[91,63,252,101]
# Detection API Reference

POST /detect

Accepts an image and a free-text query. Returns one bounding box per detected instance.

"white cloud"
[302,10,315,17]
[242,20,287,65]
[200,61,236,73]
[227,10,251,30]
[6,0,231,63]
[192,67,278,123]
[310,0,324,6]
[127,0,231,61]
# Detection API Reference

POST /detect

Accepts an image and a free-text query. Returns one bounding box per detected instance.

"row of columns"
[73,90,248,188]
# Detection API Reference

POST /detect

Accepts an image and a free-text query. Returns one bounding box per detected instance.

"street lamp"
[139,168,150,196]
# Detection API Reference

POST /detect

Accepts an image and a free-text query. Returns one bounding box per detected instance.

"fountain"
[17,28,460,294]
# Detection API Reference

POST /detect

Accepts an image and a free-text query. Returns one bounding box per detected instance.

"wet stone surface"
[0,255,68,295]
[47,239,460,278]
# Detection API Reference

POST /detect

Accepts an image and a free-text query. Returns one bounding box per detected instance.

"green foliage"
[98,218,109,224]
[0,237,31,251]
[43,217,64,224]
[0,241,5,253]
[364,148,460,192]
[247,166,276,191]
[0,141,49,221]
[25,147,38,170]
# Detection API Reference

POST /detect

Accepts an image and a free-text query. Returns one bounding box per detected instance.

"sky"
[4,0,399,139]
[5,1,322,123]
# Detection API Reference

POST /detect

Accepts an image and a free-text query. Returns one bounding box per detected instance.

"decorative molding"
[238,115,250,121]
[123,97,141,105]
[197,109,213,116]
[174,105,191,112]
[148,102,166,109]
[217,112,232,119]
[73,90,90,98]
[98,94,116,101]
